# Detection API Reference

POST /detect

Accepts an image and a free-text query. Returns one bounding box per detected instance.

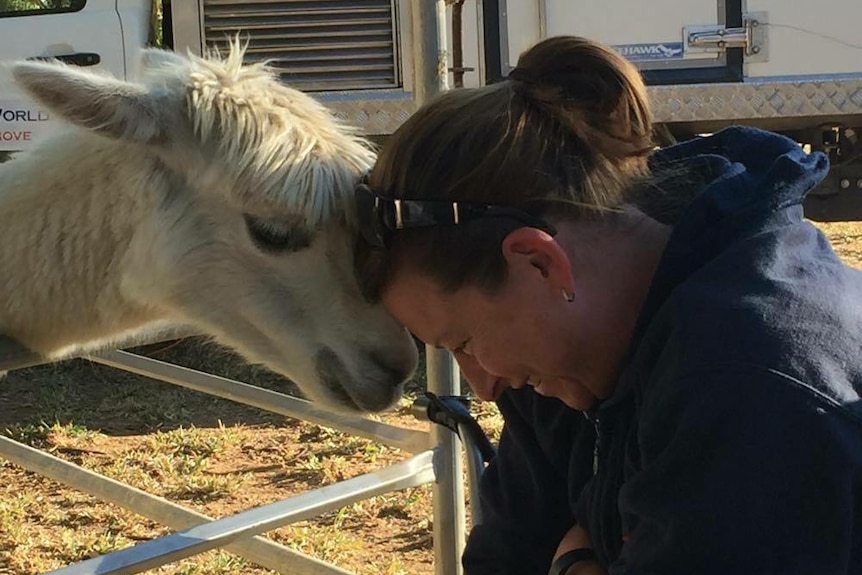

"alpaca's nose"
[314,345,415,413]
[369,347,418,387]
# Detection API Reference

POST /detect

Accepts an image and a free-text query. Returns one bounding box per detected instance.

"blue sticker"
[612,42,684,61]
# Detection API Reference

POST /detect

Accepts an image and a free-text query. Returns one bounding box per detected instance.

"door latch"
[685,11,768,62]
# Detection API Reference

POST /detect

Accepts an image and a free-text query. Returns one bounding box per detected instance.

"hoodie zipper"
[585,409,601,475]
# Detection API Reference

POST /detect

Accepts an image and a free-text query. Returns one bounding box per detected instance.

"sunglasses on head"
[355,182,558,249]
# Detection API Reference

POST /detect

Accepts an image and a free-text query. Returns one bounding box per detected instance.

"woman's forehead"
[380,271,480,343]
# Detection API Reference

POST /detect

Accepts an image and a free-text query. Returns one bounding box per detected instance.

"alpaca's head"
[10,41,419,413]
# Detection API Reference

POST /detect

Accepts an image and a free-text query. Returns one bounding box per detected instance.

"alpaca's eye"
[244,214,310,253]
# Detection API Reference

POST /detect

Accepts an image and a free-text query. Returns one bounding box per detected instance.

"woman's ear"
[501,227,575,293]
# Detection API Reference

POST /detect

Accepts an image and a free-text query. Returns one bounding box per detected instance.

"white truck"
[2,0,861,219]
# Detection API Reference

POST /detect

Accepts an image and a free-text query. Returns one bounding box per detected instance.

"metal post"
[426,348,465,575]
[413,0,448,104]
[415,4,465,572]
[436,0,450,92]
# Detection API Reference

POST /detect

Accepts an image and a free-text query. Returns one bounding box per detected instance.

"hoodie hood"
[631,127,831,330]
[650,126,830,232]
[601,127,833,410]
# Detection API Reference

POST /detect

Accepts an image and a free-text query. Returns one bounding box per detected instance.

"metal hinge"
[685,11,768,62]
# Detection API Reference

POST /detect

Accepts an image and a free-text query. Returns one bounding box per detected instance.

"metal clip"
[685,12,768,62]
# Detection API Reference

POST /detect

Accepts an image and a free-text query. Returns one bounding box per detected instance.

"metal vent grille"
[202,0,399,92]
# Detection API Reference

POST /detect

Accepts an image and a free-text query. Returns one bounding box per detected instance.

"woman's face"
[380,210,671,412]
[381,234,610,411]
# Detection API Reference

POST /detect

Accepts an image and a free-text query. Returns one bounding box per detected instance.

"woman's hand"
[553,524,607,575]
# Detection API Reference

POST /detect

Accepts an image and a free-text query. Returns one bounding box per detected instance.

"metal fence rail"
[91,350,431,454]
[37,450,436,575]
[0,335,467,575]
[0,435,430,575]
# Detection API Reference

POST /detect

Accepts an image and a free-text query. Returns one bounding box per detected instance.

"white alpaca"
[0,42,417,413]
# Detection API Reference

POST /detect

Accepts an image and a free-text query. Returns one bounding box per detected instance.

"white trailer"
[483,0,862,219]
[1,0,861,218]
[0,0,149,149]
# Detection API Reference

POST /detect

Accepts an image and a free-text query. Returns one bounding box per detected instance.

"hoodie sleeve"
[463,387,596,575]
[610,367,862,575]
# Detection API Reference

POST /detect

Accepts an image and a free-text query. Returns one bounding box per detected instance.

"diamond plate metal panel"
[318,97,418,135]
[316,77,862,136]
[650,77,862,124]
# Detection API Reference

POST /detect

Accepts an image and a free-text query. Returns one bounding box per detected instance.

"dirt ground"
[0,221,859,575]
[0,336,505,575]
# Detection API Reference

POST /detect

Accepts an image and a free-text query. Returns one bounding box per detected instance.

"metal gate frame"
[0,339,468,575]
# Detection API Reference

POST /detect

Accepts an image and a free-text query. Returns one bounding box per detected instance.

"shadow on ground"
[0,337,307,435]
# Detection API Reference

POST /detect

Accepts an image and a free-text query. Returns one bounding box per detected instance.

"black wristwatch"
[548,548,598,575]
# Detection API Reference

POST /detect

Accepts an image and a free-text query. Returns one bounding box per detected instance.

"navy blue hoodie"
[462,127,862,575]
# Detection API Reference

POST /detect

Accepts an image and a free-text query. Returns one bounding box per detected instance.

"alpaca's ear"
[11,60,167,144]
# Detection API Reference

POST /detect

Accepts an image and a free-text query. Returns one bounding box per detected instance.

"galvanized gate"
[0,335,472,575]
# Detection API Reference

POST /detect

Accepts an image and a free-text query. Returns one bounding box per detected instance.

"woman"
[355,36,862,575]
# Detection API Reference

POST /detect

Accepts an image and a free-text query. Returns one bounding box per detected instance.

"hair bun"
[508,36,654,163]
[506,66,538,86]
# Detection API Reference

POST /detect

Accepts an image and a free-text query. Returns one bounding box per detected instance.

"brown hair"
[357,35,655,301]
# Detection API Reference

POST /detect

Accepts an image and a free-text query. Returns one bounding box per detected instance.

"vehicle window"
[0,0,85,17]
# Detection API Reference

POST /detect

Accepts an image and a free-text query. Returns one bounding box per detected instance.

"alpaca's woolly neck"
[0,131,170,356]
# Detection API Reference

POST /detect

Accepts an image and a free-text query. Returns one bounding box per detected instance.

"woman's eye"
[244,214,310,254]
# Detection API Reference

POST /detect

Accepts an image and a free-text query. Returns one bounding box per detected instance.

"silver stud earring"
[562,289,574,303]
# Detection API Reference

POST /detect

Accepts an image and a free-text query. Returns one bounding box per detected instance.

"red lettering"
[0,131,32,141]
